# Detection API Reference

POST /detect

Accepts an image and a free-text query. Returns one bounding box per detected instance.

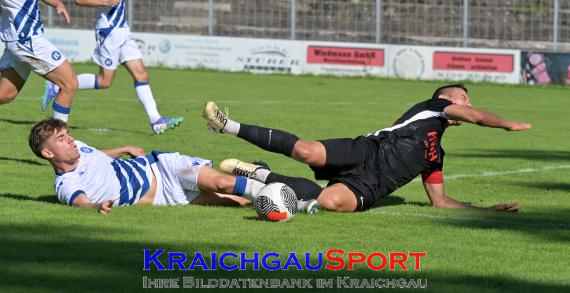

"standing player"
[203,84,532,212]
[29,118,266,214]
[1,0,78,122]
[41,0,182,134]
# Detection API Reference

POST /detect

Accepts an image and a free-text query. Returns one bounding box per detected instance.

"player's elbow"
[431,200,446,208]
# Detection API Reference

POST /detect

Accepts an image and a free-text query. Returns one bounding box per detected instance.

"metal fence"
[45,0,570,51]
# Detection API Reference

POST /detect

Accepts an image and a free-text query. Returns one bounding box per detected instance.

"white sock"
[52,101,70,122]
[77,74,98,89]
[134,82,161,123]
[244,179,265,202]
[253,168,271,183]
[223,119,241,135]
[234,176,265,202]
[53,112,68,122]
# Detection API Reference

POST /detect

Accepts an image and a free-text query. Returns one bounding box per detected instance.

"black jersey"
[364,98,453,199]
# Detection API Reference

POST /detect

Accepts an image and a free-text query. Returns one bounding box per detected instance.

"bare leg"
[317,183,358,212]
[290,140,327,167]
[190,191,250,207]
[95,66,117,89]
[43,60,77,108]
[123,59,148,83]
[0,68,26,104]
[195,166,263,203]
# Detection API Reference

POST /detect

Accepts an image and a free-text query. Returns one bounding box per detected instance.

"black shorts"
[309,137,381,212]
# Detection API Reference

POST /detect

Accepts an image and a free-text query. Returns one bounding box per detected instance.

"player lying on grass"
[203,84,532,212]
[28,118,275,214]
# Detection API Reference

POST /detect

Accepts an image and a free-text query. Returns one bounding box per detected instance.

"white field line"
[408,164,570,183]
[374,210,570,229]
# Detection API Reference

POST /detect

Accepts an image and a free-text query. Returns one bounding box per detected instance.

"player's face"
[44,128,80,163]
[449,88,472,107]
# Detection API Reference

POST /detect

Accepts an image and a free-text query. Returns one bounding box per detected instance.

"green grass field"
[1,64,569,292]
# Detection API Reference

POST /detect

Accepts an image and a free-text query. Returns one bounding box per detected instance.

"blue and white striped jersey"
[0,0,45,42]
[55,141,153,206]
[95,0,128,30]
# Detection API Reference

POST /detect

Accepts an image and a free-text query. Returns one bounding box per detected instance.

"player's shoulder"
[75,140,98,154]
[417,98,453,111]
[55,172,82,194]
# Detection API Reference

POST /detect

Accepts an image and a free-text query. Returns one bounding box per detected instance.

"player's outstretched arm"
[42,0,71,24]
[74,0,120,7]
[71,194,114,214]
[422,181,519,212]
[102,146,145,158]
[443,104,532,131]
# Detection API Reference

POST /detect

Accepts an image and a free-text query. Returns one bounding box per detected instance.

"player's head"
[432,84,471,107]
[29,118,79,162]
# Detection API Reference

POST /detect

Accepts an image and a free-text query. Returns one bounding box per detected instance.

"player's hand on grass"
[486,202,519,212]
[506,121,532,131]
[98,200,114,215]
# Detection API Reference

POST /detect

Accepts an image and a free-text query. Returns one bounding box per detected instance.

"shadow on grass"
[372,195,431,209]
[518,182,570,192]
[451,149,570,162]
[0,118,38,125]
[0,118,149,135]
[0,193,58,204]
[0,156,46,166]
[429,208,570,243]
[0,223,568,292]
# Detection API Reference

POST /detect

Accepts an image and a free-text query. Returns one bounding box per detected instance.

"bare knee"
[58,77,78,94]
[213,175,236,193]
[318,195,345,211]
[0,91,17,104]
[98,76,113,89]
[133,70,148,84]
[317,186,357,212]
[292,141,323,165]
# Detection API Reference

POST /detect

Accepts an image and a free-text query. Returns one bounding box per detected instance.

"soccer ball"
[254,183,298,222]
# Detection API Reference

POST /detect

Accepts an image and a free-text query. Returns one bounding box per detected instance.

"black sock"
[266,172,322,201]
[237,123,299,157]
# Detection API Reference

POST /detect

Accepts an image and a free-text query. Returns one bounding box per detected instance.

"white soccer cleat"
[202,101,227,133]
[297,199,320,215]
[220,158,266,180]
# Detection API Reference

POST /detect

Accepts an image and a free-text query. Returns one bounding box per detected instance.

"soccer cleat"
[220,158,267,180]
[41,81,57,112]
[251,160,271,171]
[297,199,320,215]
[151,116,184,134]
[202,101,227,133]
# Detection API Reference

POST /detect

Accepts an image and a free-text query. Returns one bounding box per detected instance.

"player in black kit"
[203,84,532,213]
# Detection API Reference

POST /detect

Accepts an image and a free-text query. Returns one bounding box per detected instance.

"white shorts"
[151,152,213,206]
[0,34,66,78]
[93,27,142,70]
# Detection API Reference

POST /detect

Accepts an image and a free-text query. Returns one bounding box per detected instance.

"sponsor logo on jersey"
[80,147,94,153]
[424,131,440,162]
[51,51,62,61]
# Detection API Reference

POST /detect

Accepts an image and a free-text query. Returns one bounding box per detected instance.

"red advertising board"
[433,52,514,73]
[307,46,384,67]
